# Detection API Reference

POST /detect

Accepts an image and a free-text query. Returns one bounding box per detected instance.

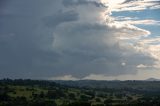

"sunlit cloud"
[49,75,79,81]
[136,37,160,60]
[98,0,160,77]
[105,0,160,12]
[115,19,160,25]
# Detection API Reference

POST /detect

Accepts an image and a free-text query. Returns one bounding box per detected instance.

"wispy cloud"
[115,18,160,25]
[104,0,160,12]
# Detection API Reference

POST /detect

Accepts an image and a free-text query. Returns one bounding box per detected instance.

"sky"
[0,0,160,80]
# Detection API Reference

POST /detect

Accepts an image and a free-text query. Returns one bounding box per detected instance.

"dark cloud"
[0,0,9,8]
[0,0,157,79]
[44,10,78,28]
[0,0,63,78]
[62,0,105,7]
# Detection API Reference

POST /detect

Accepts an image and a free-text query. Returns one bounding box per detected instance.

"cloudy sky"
[0,0,160,80]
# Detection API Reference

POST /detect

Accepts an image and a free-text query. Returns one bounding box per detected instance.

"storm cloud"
[0,0,159,79]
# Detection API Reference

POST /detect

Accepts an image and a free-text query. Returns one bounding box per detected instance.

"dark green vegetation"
[1,79,160,106]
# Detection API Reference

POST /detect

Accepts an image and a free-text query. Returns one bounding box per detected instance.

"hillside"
[1,79,160,106]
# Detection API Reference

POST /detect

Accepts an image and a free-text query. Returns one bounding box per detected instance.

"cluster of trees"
[1,79,160,106]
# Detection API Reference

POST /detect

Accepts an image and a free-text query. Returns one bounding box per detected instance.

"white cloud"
[115,16,139,21]
[116,19,160,25]
[121,62,126,66]
[138,37,160,44]
[137,64,149,68]
[105,0,160,12]
[49,75,79,80]
[98,0,159,41]
[150,5,160,9]
[135,37,160,61]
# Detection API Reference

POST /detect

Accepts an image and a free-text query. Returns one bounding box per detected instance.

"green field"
[0,79,160,106]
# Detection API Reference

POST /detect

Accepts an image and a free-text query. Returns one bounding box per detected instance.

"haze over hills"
[54,79,160,89]
[146,78,160,81]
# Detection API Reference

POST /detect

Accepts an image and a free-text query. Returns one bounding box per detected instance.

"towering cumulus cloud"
[0,0,160,80]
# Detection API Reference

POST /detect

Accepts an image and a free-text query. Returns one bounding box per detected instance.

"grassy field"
[1,79,160,106]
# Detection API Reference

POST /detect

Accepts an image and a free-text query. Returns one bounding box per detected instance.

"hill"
[1,79,160,106]
[146,78,160,81]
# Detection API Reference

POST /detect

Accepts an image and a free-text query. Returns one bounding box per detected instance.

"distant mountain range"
[146,78,160,81]
[54,79,160,89]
